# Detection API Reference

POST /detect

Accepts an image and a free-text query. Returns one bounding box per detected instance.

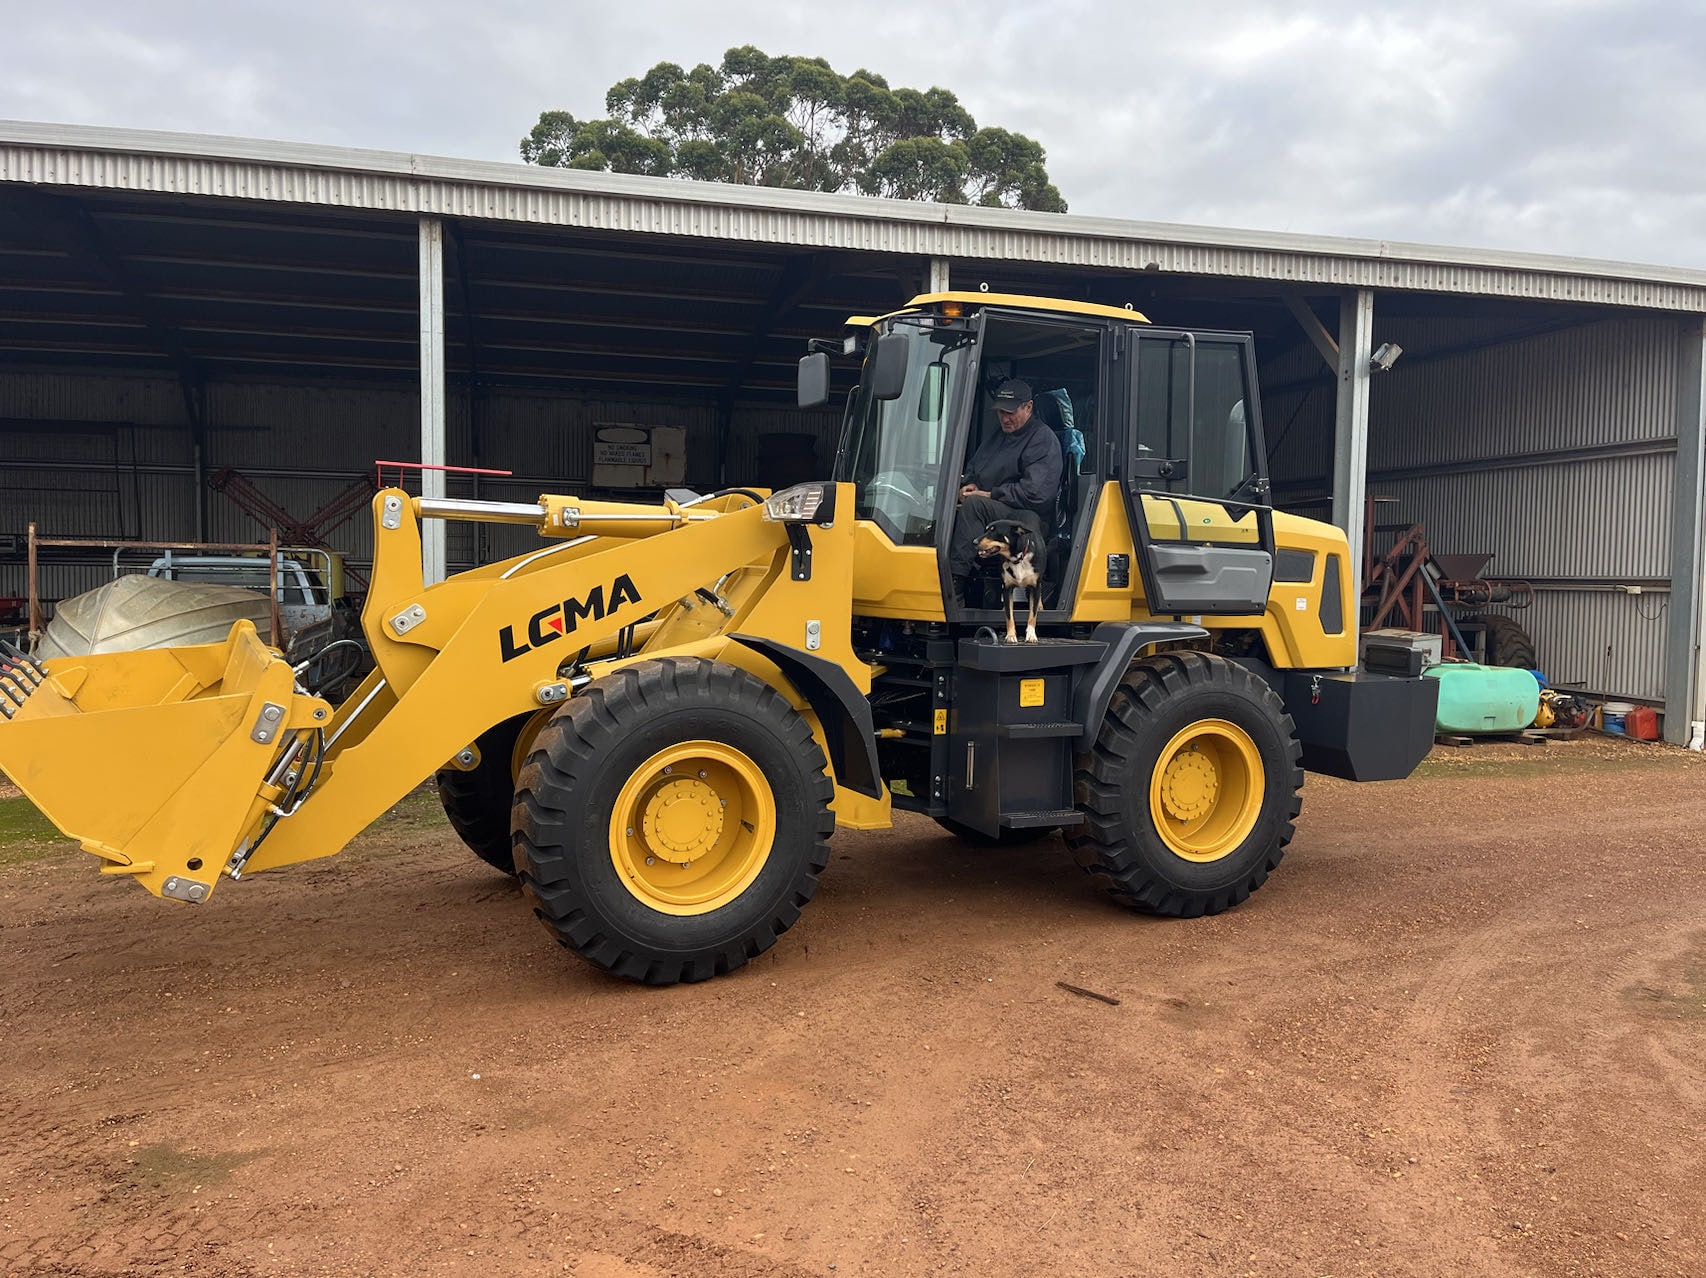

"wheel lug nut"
[645,856,655,865]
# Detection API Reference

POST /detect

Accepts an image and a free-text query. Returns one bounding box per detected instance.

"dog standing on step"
[975,519,1046,644]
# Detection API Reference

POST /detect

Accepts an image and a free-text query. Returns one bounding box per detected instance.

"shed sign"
[592,440,652,467]
[591,424,686,488]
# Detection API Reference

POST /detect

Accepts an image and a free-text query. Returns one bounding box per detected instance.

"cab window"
[1134,338,1256,500]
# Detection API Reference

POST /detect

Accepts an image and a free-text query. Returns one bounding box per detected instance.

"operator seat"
[1030,388,1087,605]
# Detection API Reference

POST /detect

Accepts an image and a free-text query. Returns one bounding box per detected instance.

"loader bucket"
[0,623,331,903]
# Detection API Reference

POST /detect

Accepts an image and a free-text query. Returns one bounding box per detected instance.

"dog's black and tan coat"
[974,519,1046,644]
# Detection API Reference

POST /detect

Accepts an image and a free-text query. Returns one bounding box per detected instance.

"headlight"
[762,483,832,523]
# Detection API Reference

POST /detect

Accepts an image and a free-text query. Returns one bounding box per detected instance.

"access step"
[1000,808,1085,830]
[957,637,1108,672]
[996,721,1081,739]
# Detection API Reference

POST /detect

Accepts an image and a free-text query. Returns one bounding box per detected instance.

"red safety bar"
[375,461,515,488]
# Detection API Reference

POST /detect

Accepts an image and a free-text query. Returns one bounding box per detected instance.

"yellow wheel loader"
[0,293,1438,984]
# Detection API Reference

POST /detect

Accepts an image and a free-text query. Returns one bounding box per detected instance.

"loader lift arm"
[0,484,874,904]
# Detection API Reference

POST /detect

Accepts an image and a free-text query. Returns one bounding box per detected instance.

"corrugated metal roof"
[6,120,1706,312]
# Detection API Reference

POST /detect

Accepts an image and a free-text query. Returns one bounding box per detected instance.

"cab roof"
[846,291,1151,328]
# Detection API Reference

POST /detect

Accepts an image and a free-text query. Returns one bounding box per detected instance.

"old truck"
[0,292,1436,983]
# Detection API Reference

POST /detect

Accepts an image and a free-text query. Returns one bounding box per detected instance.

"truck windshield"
[839,318,975,545]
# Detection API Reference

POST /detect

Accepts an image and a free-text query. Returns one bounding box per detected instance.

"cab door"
[1119,329,1275,616]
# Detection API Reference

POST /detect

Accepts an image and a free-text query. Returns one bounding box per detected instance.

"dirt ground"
[3,736,1705,1278]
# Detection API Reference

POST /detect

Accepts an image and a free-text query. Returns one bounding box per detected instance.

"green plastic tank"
[1423,663,1541,734]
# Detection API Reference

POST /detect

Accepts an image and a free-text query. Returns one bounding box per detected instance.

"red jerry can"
[1624,705,1660,740]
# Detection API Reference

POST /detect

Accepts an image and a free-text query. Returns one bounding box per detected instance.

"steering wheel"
[866,468,933,508]
[866,477,916,504]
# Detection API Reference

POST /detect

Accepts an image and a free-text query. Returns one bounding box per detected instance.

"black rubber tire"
[1474,614,1537,668]
[513,657,835,985]
[1065,651,1303,917]
[932,816,1054,846]
[435,712,537,875]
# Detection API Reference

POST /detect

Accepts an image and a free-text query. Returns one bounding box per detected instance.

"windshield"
[838,318,975,545]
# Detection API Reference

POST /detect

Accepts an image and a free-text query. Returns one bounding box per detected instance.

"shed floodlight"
[1371,342,1403,373]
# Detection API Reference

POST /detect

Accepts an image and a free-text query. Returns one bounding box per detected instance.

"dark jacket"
[964,415,1062,517]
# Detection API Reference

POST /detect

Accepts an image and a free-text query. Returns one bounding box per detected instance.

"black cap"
[991,378,1032,407]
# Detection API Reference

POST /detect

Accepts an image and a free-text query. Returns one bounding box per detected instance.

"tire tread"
[514,657,833,985]
[1063,651,1304,917]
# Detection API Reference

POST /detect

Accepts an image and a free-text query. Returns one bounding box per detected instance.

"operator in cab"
[949,379,1062,604]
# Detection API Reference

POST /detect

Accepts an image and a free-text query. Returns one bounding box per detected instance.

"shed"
[3,121,1702,742]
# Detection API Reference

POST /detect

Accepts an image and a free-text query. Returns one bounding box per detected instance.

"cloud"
[5,0,1706,267]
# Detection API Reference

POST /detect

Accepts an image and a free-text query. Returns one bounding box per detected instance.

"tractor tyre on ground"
[435,711,543,875]
[1473,614,1537,668]
[513,656,835,985]
[1066,651,1303,918]
[932,817,1054,846]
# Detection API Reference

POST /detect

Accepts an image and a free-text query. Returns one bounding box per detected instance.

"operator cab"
[800,293,1277,624]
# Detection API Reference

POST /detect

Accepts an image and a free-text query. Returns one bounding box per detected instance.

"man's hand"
[959,483,990,500]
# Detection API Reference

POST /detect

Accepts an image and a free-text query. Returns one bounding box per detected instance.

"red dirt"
[2,737,1704,1277]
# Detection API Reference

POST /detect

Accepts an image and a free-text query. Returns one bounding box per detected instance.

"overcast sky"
[8,1,1706,270]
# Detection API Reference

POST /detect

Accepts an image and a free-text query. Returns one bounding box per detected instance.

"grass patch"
[1626,938,1706,1025]
[377,783,445,829]
[0,793,71,866]
[112,1142,263,1199]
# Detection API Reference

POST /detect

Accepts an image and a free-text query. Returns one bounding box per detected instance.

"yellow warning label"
[933,708,948,735]
[1019,678,1045,708]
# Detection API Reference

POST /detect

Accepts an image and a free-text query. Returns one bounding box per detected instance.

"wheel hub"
[1160,749,1218,821]
[642,777,724,862]
[1147,718,1265,864]
[609,739,777,915]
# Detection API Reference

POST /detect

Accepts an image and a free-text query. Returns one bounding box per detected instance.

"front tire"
[513,657,835,985]
[1066,652,1303,917]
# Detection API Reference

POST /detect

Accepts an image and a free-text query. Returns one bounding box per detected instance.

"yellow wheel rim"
[608,740,776,916]
[1147,719,1264,862]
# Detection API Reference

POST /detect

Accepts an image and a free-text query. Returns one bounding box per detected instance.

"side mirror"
[870,332,909,401]
[917,361,946,423]
[797,352,830,408]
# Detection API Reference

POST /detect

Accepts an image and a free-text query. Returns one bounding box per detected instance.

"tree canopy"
[520,46,1067,213]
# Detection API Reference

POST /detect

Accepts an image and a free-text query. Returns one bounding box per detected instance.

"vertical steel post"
[1332,289,1375,606]
[267,527,282,649]
[26,522,42,643]
[1665,317,1706,744]
[418,216,448,586]
[927,257,951,293]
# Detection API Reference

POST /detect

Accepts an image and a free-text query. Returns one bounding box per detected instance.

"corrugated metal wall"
[1,371,838,609]
[1265,313,1684,700]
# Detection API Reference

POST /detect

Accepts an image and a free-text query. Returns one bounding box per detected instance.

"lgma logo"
[499,574,642,662]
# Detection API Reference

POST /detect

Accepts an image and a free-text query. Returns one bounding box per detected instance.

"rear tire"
[513,657,835,985]
[435,712,541,875]
[1066,651,1302,917]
